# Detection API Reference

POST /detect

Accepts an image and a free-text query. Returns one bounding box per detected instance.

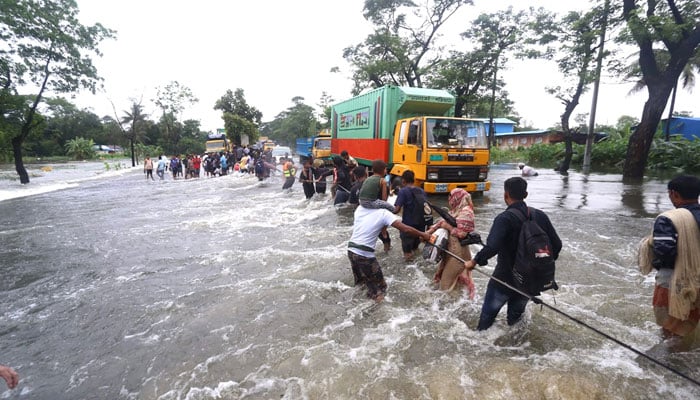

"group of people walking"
[142,147,281,182]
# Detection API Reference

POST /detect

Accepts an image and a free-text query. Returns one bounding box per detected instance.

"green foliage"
[0,0,115,182]
[268,97,318,146]
[492,134,700,173]
[619,0,700,178]
[430,7,538,118]
[648,137,700,173]
[215,89,262,146]
[64,137,95,160]
[345,0,472,93]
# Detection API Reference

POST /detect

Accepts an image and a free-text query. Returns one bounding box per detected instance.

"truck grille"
[433,167,481,182]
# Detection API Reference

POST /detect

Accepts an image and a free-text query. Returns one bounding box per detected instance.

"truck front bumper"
[422,181,490,194]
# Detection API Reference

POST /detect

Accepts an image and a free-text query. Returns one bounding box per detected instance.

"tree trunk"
[622,87,671,180]
[11,136,29,184]
[558,136,573,175]
[130,139,136,166]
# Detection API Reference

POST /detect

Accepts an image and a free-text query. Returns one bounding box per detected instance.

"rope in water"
[424,241,700,388]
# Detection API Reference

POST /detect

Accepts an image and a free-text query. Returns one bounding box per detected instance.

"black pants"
[282,177,295,190]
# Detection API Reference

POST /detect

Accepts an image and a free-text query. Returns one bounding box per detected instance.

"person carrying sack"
[639,175,700,347]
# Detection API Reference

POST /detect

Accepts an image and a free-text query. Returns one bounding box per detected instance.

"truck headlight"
[478,168,488,181]
[427,172,439,180]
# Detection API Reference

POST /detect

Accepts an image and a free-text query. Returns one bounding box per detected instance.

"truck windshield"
[206,141,225,151]
[426,119,488,149]
[314,138,331,150]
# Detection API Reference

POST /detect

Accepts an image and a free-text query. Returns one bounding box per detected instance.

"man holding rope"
[464,177,561,331]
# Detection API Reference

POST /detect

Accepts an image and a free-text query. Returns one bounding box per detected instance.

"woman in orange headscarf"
[427,188,476,298]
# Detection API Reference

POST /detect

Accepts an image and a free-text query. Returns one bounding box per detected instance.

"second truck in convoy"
[330,85,491,194]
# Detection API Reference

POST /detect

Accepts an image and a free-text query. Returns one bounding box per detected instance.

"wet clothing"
[395,186,426,230]
[650,204,700,336]
[313,166,330,194]
[156,158,167,180]
[282,161,296,190]
[652,204,700,270]
[472,200,561,330]
[332,164,352,205]
[335,165,352,192]
[299,168,315,199]
[358,175,394,211]
[347,206,400,300]
[348,251,387,300]
[359,175,382,202]
[144,159,154,180]
[348,179,364,205]
[395,185,427,255]
[432,188,475,295]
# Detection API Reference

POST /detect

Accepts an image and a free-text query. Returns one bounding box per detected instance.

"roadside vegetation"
[493,135,700,173]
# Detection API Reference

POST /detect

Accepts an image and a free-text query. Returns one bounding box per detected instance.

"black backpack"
[411,187,434,228]
[508,207,558,296]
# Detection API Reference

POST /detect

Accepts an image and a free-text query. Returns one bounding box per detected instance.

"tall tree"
[269,97,318,146]
[317,91,334,130]
[429,7,551,124]
[153,80,198,147]
[214,88,262,145]
[546,9,605,173]
[343,0,473,94]
[624,48,700,139]
[0,0,114,183]
[111,100,147,166]
[620,0,700,179]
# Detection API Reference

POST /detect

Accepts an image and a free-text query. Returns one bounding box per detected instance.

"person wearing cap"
[518,163,538,177]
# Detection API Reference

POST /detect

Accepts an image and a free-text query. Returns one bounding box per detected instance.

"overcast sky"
[73,0,698,133]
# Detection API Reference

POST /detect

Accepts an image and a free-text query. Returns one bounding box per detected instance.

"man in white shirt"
[347,206,432,302]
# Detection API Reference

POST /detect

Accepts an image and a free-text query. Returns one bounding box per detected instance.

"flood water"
[0,160,699,399]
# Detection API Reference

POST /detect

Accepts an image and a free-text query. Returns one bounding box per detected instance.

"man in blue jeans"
[464,177,562,330]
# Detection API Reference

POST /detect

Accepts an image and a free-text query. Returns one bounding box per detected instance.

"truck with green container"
[330,85,491,194]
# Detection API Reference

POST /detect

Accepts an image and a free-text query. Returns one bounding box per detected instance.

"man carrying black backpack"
[463,177,562,331]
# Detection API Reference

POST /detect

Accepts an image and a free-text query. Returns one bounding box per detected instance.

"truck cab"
[312,130,332,162]
[205,131,230,153]
[392,117,490,193]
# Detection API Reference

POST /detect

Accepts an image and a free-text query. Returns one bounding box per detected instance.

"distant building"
[477,117,608,149]
[478,118,518,134]
[660,116,700,140]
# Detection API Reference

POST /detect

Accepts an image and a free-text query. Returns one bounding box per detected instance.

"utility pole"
[583,0,610,172]
[488,55,499,147]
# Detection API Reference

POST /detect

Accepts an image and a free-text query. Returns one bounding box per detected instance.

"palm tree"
[109,99,148,167]
[121,102,148,166]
